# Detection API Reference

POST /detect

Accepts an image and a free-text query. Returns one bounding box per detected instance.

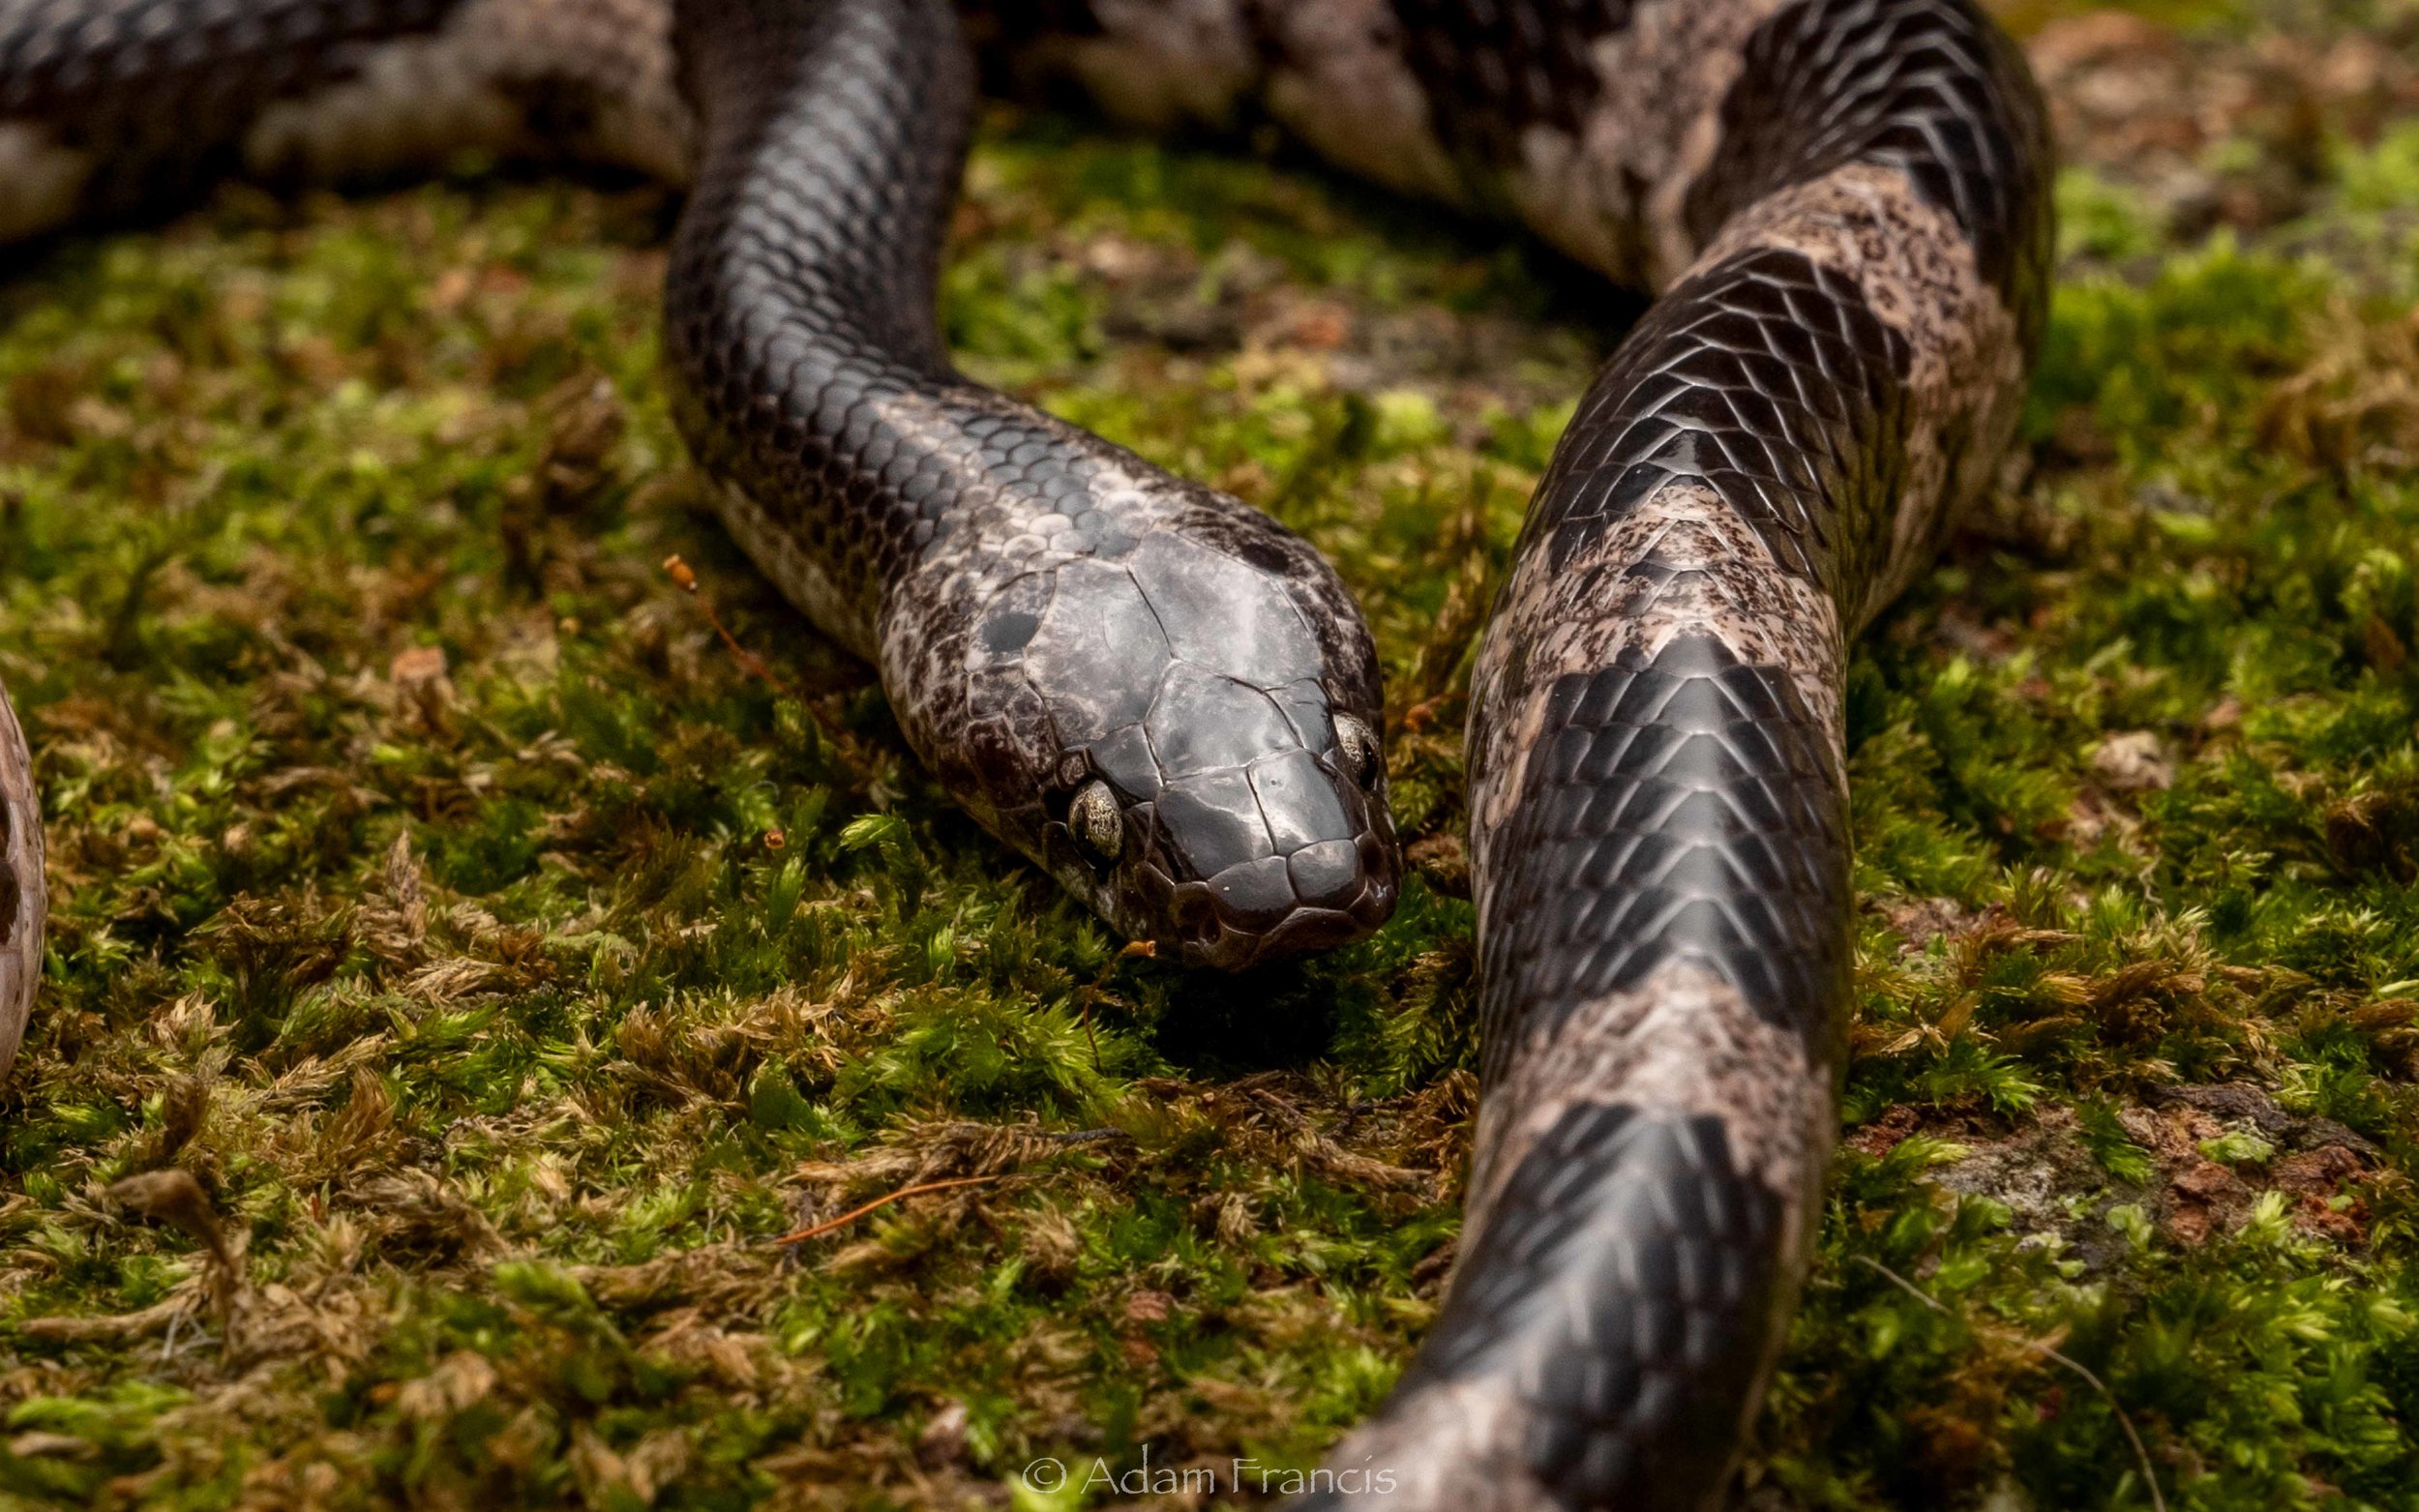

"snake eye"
[1334,714,1383,788]
[1068,779,1123,864]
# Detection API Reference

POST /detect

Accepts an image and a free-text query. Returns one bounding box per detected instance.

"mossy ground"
[3,2,2419,1508]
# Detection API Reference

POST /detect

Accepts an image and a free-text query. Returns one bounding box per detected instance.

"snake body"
[0,0,2050,1504]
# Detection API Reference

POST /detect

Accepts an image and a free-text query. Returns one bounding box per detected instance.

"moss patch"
[4,3,2419,1508]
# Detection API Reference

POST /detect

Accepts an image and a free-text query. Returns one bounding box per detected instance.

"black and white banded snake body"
[0,0,2052,1504]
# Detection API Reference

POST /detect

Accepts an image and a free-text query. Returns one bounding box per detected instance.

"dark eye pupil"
[1335,715,1381,786]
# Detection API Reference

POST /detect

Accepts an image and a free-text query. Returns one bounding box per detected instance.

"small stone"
[389,644,449,687]
[2171,1159,2244,1201]
[2091,730,2172,792]
[916,1400,971,1469]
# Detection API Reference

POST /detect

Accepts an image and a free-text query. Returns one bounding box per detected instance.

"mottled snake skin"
[0,0,2051,1504]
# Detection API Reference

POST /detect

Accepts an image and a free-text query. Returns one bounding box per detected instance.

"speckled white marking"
[1257,0,1464,204]
[1466,480,1846,863]
[1045,0,1260,131]
[1691,163,2029,622]
[1315,1377,1554,1512]
[0,676,44,1082]
[1491,0,1797,285]
[244,0,692,186]
[1465,961,1831,1247]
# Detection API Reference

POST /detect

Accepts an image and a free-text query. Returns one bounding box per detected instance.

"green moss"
[3,7,2419,1509]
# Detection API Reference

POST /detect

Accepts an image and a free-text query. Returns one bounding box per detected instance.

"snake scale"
[0,0,2051,1503]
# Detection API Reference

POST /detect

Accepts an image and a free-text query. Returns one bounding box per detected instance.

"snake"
[0,0,2052,1504]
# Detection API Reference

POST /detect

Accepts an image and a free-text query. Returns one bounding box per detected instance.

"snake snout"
[1151,733,1401,971]
[1037,701,1400,973]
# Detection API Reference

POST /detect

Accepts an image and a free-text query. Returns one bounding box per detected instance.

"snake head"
[904,494,1401,970]
[1039,659,1399,970]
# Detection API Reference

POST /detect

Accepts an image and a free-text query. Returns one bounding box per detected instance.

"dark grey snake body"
[0,0,2050,1504]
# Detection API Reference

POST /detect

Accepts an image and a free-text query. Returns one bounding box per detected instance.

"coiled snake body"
[0,0,2050,1504]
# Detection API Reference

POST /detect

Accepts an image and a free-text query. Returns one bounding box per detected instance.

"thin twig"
[1854,1256,2166,1512]
[17,1295,188,1343]
[1399,691,1468,735]
[1076,938,1156,1072]
[662,554,814,705]
[769,1175,998,1246]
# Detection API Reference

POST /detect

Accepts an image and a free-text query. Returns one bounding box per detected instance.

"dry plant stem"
[770,1175,1000,1246]
[17,1296,191,1343]
[1077,938,1158,1070]
[662,553,816,705]
[1854,1255,2167,1512]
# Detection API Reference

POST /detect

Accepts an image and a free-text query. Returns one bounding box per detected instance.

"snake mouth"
[1160,827,1401,970]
